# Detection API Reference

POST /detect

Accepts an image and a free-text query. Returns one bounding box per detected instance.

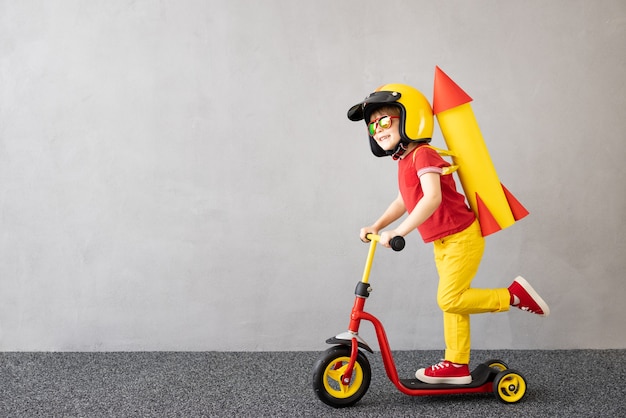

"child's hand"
[379,230,398,248]
[360,226,378,243]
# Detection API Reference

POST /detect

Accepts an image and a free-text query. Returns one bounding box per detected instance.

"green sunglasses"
[368,115,399,136]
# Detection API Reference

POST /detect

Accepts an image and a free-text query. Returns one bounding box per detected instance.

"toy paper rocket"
[432,66,529,236]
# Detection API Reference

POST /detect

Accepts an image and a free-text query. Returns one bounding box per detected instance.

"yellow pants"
[433,220,510,364]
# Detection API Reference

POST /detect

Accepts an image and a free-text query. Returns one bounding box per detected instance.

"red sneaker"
[509,276,550,316]
[415,360,471,384]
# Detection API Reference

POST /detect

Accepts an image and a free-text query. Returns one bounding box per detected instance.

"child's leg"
[442,311,471,364]
[433,220,508,364]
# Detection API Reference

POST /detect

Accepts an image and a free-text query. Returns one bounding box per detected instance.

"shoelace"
[430,361,450,370]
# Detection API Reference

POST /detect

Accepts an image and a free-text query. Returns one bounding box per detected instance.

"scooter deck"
[400,363,499,390]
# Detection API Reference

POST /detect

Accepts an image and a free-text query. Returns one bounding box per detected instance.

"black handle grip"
[390,236,405,252]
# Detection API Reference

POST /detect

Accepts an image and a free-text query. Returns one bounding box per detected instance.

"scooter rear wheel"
[483,359,509,371]
[493,369,527,403]
[312,345,371,408]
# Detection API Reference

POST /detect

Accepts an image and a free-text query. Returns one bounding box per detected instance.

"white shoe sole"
[514,276,550,316]
[415,368,472,385]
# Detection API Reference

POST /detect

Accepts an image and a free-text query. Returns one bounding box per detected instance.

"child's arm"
[379,172,442,247]
[360,192,406,242]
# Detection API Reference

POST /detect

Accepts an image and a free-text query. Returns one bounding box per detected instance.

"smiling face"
[368,107,402,152]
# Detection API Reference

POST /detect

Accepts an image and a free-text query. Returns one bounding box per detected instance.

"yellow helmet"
[347,84,434,157]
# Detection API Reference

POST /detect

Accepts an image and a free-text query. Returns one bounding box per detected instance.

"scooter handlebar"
[365,234,405,252]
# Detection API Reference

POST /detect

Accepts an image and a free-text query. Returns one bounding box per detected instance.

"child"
[347,83,550,385]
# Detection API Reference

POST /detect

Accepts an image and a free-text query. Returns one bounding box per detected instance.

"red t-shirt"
[398,145,475,242]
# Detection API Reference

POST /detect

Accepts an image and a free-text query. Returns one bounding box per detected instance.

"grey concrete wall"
[1,0,624,351]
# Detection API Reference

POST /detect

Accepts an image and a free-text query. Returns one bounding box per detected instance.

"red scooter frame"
[312,234,527,408]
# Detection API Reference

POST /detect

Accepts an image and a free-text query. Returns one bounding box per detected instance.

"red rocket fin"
[501,184,530,221]
[433,66,473,115]
[476,193,502,236]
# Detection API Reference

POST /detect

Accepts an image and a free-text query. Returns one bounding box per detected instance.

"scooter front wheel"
[312,345,371,408]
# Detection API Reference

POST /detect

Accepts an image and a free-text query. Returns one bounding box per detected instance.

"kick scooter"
[312,234,527,408]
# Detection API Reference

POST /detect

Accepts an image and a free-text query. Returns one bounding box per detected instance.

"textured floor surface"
[1,349,624,417]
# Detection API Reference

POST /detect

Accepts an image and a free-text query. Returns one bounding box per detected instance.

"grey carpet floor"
[1,349,624,417]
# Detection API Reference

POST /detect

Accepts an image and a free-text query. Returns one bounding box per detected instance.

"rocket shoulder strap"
[413,145,459,176]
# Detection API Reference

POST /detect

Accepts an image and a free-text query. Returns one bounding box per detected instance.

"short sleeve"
[412,147,448,177]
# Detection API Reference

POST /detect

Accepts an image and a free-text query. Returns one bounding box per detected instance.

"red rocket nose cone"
[433,66,473,115]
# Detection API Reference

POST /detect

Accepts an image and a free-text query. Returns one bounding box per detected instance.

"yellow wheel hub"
[322,356,364,399]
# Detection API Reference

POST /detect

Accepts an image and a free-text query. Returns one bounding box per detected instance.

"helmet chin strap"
[391,142,409,160]
[390,138,432,160]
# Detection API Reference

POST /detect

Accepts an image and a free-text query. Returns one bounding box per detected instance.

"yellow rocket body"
[437,102,516,230]
[433,67,528,236]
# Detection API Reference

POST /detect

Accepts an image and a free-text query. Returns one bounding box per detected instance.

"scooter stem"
[361,238,378,284]
[361,234,405,284]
